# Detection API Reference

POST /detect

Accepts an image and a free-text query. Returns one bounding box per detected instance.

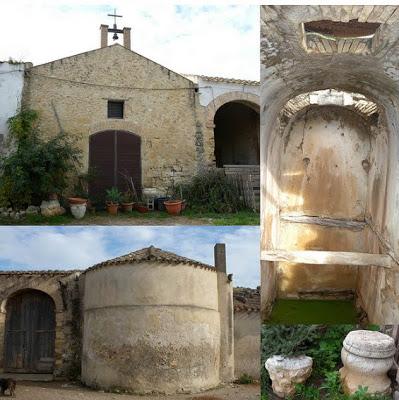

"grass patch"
[183,209,259,225]
[267,299,358,324]
[0,210,259,226]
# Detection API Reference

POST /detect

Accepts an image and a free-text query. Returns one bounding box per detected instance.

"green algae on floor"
[267,299,357,324]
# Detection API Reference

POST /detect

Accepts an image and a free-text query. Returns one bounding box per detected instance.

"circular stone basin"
[265,355,313,398]
[343,330,396,358]
[340,330,395,395]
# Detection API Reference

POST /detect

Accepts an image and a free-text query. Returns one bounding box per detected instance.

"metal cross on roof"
[107,8,123,40]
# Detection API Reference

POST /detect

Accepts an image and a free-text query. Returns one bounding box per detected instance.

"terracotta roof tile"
[86,246,215,273]
[233,287,260,313]
[0,270,81,275]
[189,74,259,86]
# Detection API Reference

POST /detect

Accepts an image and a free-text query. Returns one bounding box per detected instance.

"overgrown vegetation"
[261,325,386,399]
[236,373,254,384]
[176,168,247,213]
[290,372,391,400]
[0,109,81,209]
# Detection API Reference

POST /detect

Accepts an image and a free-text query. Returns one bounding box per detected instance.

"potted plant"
[105,187,121,215]
[135,201,149,213]
[164,184,185,215]
[262,325,318,398]
[121,191,134,212]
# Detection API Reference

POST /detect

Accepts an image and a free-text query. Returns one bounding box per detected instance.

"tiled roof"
[0,270,81,275]
[188,74,259,86]
[86,246,215,272]
[233,287,260,313]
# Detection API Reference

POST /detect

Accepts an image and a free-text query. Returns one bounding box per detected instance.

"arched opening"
[88,130,141,202]
[214,102,260,168]
[4,289,56,373]
[261,87,391,322]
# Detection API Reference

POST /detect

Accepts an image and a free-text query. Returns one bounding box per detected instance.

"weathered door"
[89,130,141,201]
[4,290,55,373]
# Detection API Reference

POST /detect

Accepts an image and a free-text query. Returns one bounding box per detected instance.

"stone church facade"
[12,27,260,199]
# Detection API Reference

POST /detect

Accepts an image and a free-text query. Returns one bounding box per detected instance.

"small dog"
[0,378,16,397]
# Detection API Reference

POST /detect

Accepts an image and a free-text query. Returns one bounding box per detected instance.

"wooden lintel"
[260,250,392,268]
[280,215,366,231]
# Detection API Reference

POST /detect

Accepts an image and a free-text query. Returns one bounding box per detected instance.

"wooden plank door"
[4,291,55,373]
[89,130,142,201]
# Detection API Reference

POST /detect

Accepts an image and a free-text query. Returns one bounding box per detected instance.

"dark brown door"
[4,290,55,373]
[89,130,142,201]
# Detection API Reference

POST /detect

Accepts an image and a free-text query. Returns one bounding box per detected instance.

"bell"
[112,32,119,40]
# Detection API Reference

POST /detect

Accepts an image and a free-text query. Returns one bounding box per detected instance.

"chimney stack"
[100,24,108,48]
[123,27,131,50]
[214,243,226,273]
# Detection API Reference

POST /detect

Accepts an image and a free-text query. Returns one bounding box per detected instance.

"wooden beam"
[280,215,366,231]
[261,250,392,268]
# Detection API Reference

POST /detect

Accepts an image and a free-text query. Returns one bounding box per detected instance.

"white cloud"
[0,226,260,287]
[0,2,259,80]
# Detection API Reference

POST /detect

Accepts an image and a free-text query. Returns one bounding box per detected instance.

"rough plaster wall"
[23,45,199,193]
[0,63,26,140]
[277,106,372,296]
[82,262,221,393]
[234,312,260,379]
[185,76,259,108]
[260,5,399,322]
[217,271,234,382]
[0,272,82,377]
[357,102,399,323]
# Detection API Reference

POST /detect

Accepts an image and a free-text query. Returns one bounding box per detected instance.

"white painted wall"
[185,75,259,107]
[0,62,27,141]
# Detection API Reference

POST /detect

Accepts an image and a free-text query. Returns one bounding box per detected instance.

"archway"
[214,102,260,168]
[4,289,56,373]
[89,130,141,201]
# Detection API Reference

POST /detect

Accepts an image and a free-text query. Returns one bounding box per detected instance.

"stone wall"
[22,45,200,194]
[234,311,260,379]
[0,271,83,378]
[233,287,260,379]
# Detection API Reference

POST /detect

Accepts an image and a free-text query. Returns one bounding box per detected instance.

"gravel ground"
[12,381,260,400]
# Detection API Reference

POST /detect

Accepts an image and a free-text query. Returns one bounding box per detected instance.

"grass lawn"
[0,209,260,226]
[267,299,358,324]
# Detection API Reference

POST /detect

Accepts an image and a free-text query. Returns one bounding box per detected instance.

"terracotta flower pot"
[68,197,87,206]
[164,200,183,215]
[121,202,134,212]
[136,204,149,213]
[106,202,119,215]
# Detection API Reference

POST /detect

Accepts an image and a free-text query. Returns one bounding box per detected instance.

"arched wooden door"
[4,290,55,373]
[89,130,142,201]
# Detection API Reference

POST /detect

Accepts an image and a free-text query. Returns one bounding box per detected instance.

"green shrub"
[176,168,246,213]
[0,109,81,208]
[307,325,354,379]
[236,373,254,384]
[292,372,391,400]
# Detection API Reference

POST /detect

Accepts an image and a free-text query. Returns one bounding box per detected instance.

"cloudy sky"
[1,2,259,80]
[0,226,259,288]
